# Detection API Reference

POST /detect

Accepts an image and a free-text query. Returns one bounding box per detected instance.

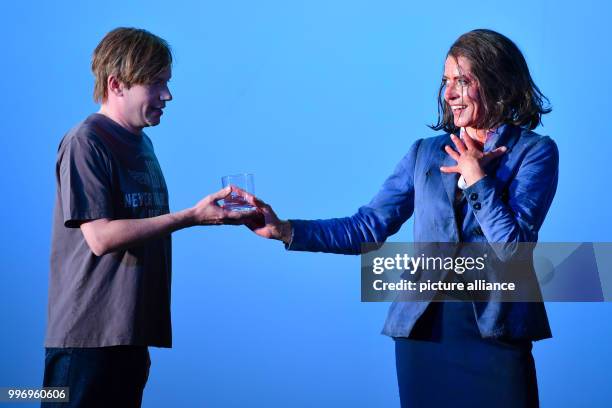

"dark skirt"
[394,301,539,408]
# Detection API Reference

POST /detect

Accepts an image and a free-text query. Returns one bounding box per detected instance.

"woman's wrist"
[463,168,486,187]
[279,220,293,244]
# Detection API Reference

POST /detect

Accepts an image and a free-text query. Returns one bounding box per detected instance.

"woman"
[243,29,558,407]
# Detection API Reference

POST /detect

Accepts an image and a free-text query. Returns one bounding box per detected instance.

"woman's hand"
[440,133,507,186]
[230,187,293,243]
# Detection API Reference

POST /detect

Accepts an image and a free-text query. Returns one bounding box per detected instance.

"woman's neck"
[463,127,490,144]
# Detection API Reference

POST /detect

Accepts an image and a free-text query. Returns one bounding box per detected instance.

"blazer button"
[473,202,481,210]
[474,227,483,236]
[470,192,479,201]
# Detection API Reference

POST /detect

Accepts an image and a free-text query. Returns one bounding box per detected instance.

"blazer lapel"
[484,125,521,183]
[439,136,460,209]
[436,125,521,241]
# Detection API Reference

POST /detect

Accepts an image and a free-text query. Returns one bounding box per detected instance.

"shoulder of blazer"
[492,126,558,191]
[413,133,451,163]
[504,127,558,175]
[407,133,459,177]
[419,133,451,151]
[508,125,557,153]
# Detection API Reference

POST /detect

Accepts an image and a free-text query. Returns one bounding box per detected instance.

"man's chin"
[144,118,161,127]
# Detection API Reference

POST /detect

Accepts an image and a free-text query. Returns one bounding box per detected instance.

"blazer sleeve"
[462,136,559,260]
[286,139,422,255]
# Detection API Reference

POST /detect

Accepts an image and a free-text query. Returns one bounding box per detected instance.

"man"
[43,27,254,407]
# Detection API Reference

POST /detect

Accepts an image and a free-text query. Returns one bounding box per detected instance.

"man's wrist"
[172,207,198,229]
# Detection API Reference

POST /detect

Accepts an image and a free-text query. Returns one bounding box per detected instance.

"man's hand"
[440,132,507,186]
[80,186,261,256]
[189,186,261,226]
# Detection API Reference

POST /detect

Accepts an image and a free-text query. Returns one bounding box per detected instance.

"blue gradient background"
[1,0,611,406]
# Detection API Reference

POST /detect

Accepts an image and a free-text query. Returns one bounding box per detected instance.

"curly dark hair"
[430,29,551,133]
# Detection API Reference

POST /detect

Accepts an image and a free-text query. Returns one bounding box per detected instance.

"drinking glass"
[221,173,255,211]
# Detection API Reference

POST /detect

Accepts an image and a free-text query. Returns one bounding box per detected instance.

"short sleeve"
[58,135,115,227]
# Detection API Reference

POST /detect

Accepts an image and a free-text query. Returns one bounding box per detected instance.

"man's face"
[443,56,482,129]
[121,68,172,130]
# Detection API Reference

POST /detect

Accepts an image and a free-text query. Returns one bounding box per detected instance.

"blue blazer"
[287,124,559,340]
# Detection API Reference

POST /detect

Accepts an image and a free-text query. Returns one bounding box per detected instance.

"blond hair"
[91,27,172,102]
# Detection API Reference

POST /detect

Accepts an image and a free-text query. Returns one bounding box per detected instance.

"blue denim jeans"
[42,346,150,408]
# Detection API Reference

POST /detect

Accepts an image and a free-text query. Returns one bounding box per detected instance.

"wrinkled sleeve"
[462,136,559,260]
[58,135,115,228]
[286,139,422,254]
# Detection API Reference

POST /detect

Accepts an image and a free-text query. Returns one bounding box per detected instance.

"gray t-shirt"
[46,113,172,348]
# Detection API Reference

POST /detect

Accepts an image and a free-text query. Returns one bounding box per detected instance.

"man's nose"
[161,88,173,102]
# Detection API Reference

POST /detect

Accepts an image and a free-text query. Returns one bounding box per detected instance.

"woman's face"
[443,56,482,129]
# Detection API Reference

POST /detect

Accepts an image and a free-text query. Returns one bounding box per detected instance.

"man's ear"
[107,75,124,97]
